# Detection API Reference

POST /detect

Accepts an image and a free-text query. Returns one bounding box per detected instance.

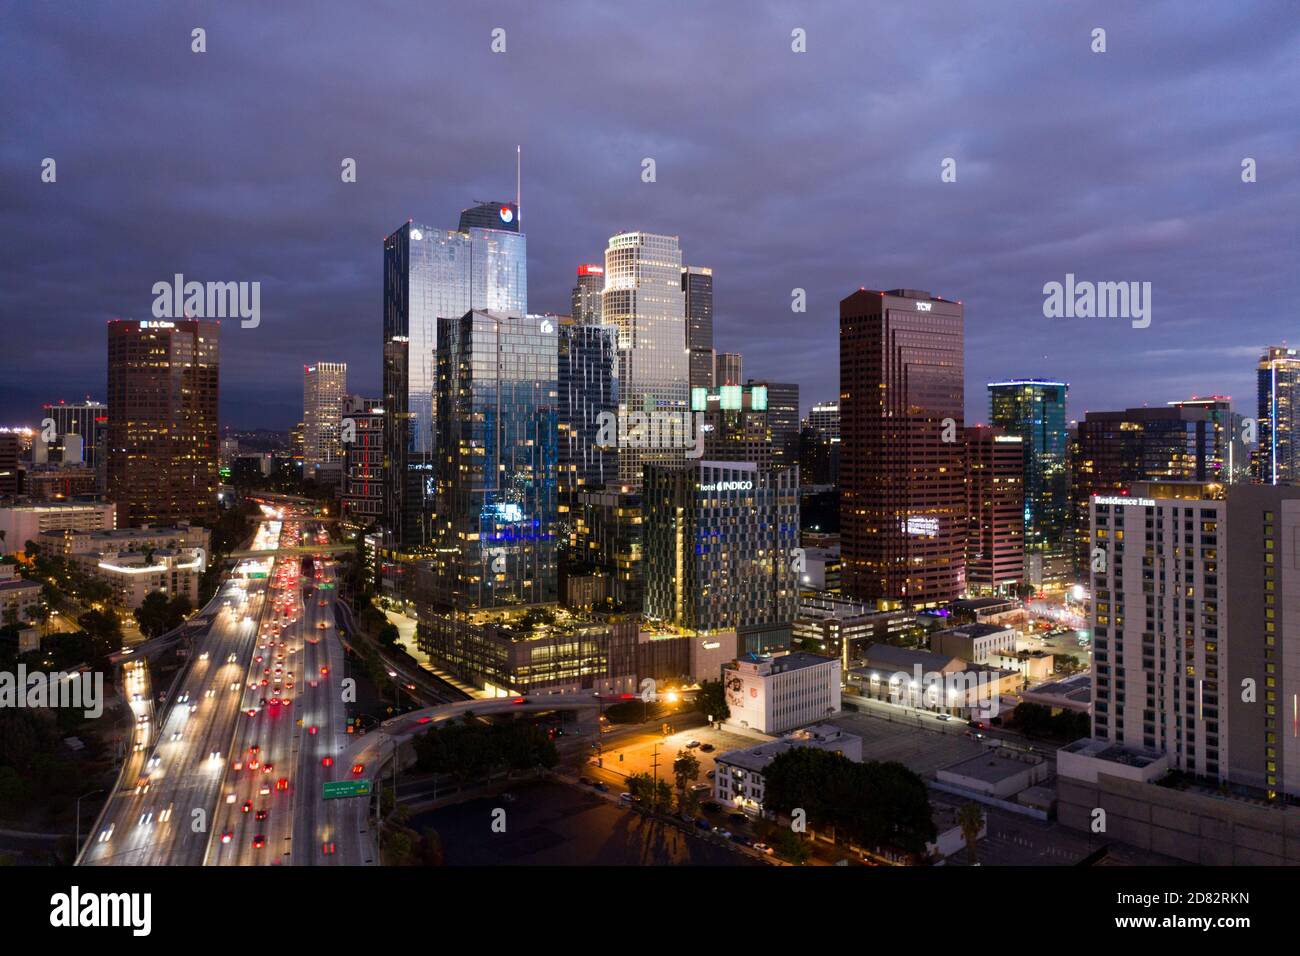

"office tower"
[41,400,108,471]
[696,382,772,467]
[682,265,714,391]
[383,204,526,546]
[643,461,799,633]
[431,310,556,610]
[963,426,1025,593]
[557,318,618,530]
[809,402,840,440]
[988,379,1070,589]
[715,352,743,387]
[0,433,19,497]
[1168,396,1248,483]
[569,487,643,612]
[339,395,384,531]
[302,362,347,478]
[1258,347,1300,485]
[839,289,965,608]
[801,401,841,487]
[106,319,219,526]
[571,264,604,325]
[748,380,800,469]
[1072,405,1214,566]
[602,231,689,489]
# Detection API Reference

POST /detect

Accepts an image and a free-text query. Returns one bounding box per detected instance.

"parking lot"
[829,708,989,777]
[588,723,764,787]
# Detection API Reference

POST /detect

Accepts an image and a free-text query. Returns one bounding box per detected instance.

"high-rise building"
[106,319,219,526]
[557,317,619,528]
[1072,405,1214,567]
[1087,481,1299,794]
[0,433,20,497]
[988,380,1070,589]
[643,461,799,633]
[41,400,108,470]
[1257,347,1300,485]
[430,310,556,610]
[602,232,689,489]
[748,380,800,470]
[1168,396,1248,484]
[682,265,714,391]
[571,264,604,325]
[963,426,1024,593]
[839,289,965,608]
[383,204,526,546]
[715,352,743,387]
[801,401,840,487]
[568,487,643,612]
[303,362,347,478]
[339,395,383,532]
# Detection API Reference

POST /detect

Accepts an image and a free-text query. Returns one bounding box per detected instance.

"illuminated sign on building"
[1093,496,1156,507]
[902,516,939,536]
[700,480,753,492]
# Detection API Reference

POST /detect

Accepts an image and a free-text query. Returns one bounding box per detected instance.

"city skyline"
[3,2,1297,429]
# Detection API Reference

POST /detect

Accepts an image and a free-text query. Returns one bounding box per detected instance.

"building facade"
[602,231,689,489]
[339,395,383,531]
[1257,346,1300,485]
[431,310,556,611]
[571,263,604,325]
[964,425,1025,593]
[303,362,347,478]
[557,319,618,530]
[643,461,799,634]
[722,652,842,734]
[839,289,965,607]
[106,319,219,526]
[682,265,714,392]
[382,204,526,546]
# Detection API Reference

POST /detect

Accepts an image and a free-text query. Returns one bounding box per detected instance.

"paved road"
[78,520,281,865]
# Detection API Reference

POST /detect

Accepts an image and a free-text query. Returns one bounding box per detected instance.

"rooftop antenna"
[515,145,521,225]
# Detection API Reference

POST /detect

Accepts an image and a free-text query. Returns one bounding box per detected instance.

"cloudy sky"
[2,0,1297,429]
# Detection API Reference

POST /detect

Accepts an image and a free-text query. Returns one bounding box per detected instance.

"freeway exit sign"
[323,779,372,800]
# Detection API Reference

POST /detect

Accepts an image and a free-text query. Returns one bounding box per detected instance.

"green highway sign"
[323,779,372,800]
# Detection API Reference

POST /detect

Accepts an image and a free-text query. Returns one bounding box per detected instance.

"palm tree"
[958,803,984,865]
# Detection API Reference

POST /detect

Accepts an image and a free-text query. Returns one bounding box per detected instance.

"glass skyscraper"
[988,380,1069,554]
[557,318,619,528]
[682,265,714,391]
[432,310,557,611]
[1257,347,1300,485]
[601,231,689,489]
[383,206,526,546]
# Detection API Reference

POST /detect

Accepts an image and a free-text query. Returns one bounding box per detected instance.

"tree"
[957,803,984,865]
[134,590,190,638]
[773,828,811,865]
[696,679,730,724]
[672,750,700,792]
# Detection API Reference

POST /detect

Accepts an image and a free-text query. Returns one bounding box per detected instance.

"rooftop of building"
[0,577,41,593]
[939,747,1045,784]
[726,651,838,675]
[933,622,1015,640]
[1059,737,1161,768]
[951,597,1021,612]
[1024,672,1092,703]
[855,643,959,673]
[716,724,858,773]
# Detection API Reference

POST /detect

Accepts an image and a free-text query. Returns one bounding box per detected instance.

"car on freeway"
[699,743,715,753]
[220,831,233,844]
[686,740,701,749]
[241,800,252,813]
[255,809,268,821]
[322,842,336,856]
[275,777,289,791]
[252,834,266,849]
[321,756,333,767]
[351,763,364,776]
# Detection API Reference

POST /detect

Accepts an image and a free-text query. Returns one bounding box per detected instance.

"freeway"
[333,692,606,865]
[78,520,281,865]
[206,525,352,866]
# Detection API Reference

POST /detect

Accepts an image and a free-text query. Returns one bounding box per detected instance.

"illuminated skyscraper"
[602,231,689,489]
[106,319,219,526]
[1169,396,1248,484]
[839,289,964,608]
[382,203,526,546]
[571,264,604,325]
[558,317,619,526]
[988,379,1070,588]
[682,265,714,391]
[431,310,557,610]
[964,426,1024,593]
[715,352,743,387]
[303,362,347,478]
[1257,347,1300,485]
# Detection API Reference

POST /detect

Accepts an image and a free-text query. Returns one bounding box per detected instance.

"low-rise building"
[0,565,43,626]
[35,523,209,561]
[848,644,1020,719]
[0,501,116,555]
[79,547,204,609]
[722,651,841,734]
[930,622,1018,664]
[936,746,1049,799]
[714,723,861,815]
[792,595,914,668]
